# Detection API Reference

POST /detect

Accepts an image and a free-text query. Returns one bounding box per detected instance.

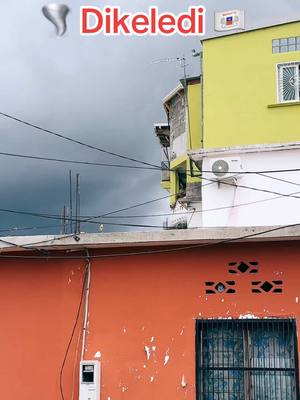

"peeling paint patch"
[152,346,156,351]
[144,346,151,360]
[94,351,101,358]
[164,354,170,366]
[239,313,258,319]
[123,327,127,333]
[181,375,187,388]
[180,328,185,335]
[150,376,154,382]
[296,297,299,304]
[150,336,155,342]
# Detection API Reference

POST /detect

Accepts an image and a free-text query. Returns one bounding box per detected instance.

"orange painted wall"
[0,240,299,399]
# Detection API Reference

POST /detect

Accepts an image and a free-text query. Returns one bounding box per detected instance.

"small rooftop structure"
[154,123,170,147]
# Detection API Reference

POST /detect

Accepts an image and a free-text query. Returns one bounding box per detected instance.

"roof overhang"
[153,123,170,147]
[1,226,300,254]
[180,76,201,86]
[163,83,184,107]
[189,140,300,166]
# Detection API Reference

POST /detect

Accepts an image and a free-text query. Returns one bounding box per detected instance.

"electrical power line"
[0,111,300,230]
[99,188,300,219]
[3,147,300,176]
[1,184,300,233]
[3,111,300,177]
[0,186,299,235]
[0,111,161,169]
[257,173,300,187]
[0,193,172,221]
[200,176,300,200]
[0,151,159,170]
[0,222,298,259]
[0,224,66,234]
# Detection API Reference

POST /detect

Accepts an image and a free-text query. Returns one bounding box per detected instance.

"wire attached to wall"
[59,256,89,400]
[81,250,91,361]
[0,222,298,260]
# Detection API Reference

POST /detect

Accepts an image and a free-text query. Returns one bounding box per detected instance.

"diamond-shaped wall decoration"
[228,261,259,274]
[252,280,283,294]
[205,281,236,295]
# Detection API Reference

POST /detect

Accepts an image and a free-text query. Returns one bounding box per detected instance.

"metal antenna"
[151,56,189,80]
[75,173,81,235]
[69,170,73,234]
[60,207,63,234]
[179,55,188,83]
[151,57,181,64]
[63,205,67,234]
[60,205,67,234]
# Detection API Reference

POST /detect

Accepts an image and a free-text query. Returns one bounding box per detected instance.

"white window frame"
[277,61,300,103]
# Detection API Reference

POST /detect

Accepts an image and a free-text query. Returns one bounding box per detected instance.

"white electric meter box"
[215,10,245,32]
[79,360,100,400]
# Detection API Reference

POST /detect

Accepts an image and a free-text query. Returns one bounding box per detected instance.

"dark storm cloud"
[0,0,299,235]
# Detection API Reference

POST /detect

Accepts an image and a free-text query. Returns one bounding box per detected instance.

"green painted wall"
[202,21,300,148]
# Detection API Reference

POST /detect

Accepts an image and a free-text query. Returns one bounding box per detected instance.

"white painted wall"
[171,132,186,159]
[192,148,300,227]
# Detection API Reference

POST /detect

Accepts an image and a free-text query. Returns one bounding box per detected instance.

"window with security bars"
[196,319,300,400]
[278,62,300,103]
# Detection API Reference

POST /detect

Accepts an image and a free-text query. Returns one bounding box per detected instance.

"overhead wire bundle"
[0,111,300,235]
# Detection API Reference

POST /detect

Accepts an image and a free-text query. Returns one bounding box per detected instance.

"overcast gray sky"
[0,0,299,235]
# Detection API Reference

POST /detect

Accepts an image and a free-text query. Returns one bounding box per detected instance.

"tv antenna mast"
[152,56,189,81]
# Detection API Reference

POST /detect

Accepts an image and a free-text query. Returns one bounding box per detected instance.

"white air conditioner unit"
[207,157,243,183]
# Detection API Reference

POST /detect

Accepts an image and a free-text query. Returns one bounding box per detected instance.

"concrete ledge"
[268,101,300,108]
[0,225,300,253]
[189,140,300,159]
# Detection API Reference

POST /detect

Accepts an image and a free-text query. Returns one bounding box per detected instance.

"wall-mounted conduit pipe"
[81,250,91,360]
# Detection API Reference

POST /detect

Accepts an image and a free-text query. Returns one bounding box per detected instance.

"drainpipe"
[200,51,204,147]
